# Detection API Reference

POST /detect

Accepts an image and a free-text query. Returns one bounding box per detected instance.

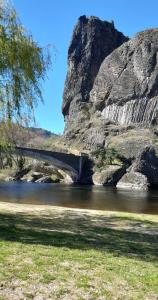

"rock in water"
[116,146,158,190]
[35,176,53,183]
[117,171,149,191]
[93,165,126,186]
[62,16,128,135]
[131,146,158,187]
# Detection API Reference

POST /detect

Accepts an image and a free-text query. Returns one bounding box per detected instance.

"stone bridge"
[15,147,88,182]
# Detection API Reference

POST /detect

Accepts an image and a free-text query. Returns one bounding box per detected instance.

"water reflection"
[0,182,158,214]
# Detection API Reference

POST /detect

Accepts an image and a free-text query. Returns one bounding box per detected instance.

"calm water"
[0,182,158,214]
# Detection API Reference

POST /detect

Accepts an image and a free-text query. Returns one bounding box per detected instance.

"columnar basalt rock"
[90,29,158,126]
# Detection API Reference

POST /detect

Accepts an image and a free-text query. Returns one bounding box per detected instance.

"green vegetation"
[0,167,16,181]
[0,1,51,123]
[0,123,29,172]
[0,203,157,299]
[0,1,51,168]
[51,174,60,183]
[91,145,126,169]
[0,140,13,168]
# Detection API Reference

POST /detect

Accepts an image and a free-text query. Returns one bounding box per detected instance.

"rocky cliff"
[91,29,158,126]
[62,16,158,154]
[62,16,128,136]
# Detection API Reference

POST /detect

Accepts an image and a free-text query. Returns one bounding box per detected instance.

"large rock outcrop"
[90,29,158,126]
[62,16,128,134]
[62,16,158,154]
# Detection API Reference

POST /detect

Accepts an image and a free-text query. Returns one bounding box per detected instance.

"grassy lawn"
[0,202,157,300]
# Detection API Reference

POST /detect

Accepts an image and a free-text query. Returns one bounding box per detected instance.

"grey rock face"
[117,171,149,191]
[93,165,126,186]
[117,146,158,190]
[91,29,158,126]
[62,15,128,123]
[63,17,158,156]
[131,146,158,187]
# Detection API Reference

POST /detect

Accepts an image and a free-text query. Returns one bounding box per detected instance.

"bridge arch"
[15,147,87,183]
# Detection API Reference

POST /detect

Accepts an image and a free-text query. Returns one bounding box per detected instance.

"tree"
[0,122,31,147]
[0,1,51,169]
[0,0,51,123]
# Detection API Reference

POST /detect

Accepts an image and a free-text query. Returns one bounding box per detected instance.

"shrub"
[91,145,124,169]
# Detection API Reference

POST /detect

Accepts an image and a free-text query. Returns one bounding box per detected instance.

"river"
[0,182,158,214]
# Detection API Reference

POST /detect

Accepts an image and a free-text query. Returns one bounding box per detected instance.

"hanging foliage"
[0,0,51,123]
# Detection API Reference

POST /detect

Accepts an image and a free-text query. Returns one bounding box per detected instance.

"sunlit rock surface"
[117,146,158,190]
[62,18,158,152]
[102,98,158,125]
[92,165,126,186]
[91,29,158,126]
[62,16,128,133]
[116,171,149,191]
[131,146,158,187]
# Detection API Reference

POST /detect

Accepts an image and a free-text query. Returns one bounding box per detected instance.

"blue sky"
[13,0,158,133]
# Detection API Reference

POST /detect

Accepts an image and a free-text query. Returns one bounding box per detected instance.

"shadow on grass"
[0,211,157,262]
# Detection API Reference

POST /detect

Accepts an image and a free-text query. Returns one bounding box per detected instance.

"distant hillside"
[28,127,58,139]
[26,127,62,150]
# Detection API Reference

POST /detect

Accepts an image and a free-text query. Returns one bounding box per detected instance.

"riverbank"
[0,202,158,299]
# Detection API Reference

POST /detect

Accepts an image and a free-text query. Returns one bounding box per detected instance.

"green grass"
[0,203,157,299]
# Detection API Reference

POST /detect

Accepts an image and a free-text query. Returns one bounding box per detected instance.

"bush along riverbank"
[0,202,158,299]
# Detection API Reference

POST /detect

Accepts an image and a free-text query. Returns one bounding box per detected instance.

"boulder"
[117,171,149,191]
[116,146,158,190]
[35,176,53,183]
[31,172,44,181]
[57,169,75,184]
[32,162,60,175]
[22,171,48,183]
[131,146,158,187]
[21,173,34,182]
[92,165,126,186]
